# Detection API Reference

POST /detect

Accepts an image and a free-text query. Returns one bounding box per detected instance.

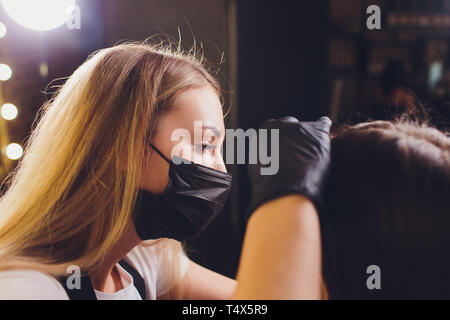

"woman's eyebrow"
[202,125,222,139]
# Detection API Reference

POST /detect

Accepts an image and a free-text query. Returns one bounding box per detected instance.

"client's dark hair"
[320,120,450,299]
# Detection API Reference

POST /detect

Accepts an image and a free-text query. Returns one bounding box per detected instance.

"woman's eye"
[196,144,216,153]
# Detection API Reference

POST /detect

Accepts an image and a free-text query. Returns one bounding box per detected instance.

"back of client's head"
[321,120,450,299]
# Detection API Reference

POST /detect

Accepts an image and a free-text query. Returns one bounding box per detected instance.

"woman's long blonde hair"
[0,42,220,277]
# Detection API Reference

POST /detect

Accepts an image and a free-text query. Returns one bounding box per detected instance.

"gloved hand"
[247,116,332,216]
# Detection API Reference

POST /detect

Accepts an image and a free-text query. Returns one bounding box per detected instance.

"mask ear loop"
[148,143,175,192]
[148,143,171,164]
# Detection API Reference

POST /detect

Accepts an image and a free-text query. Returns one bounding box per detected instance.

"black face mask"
[133,144,232,241]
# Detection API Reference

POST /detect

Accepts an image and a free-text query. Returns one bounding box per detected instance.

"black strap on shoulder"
[119,259,147,300]
[58,260,146,300]
[59,272,97,300]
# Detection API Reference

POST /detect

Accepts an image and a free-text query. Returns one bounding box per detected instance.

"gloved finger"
[278,116,299,123]
[260,118,276,125]
[259,118,277,129]
[315,116,332,133]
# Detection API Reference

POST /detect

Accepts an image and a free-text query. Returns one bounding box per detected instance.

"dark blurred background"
[0,0,449,278]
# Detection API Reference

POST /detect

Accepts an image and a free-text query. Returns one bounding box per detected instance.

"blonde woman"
[0,42,329,299]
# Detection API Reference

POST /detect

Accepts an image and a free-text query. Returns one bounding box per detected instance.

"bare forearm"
[232,195,322,299]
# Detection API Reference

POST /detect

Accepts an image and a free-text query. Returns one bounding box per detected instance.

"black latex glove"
[247,116,332,216]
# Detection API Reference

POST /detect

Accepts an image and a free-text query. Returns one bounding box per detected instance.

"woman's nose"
[214,155,227,173]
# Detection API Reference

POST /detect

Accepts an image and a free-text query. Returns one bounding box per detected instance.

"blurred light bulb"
[0,22,6,38]
[1,0,76,31]
[6,143,23,160]
[0,64,12,81]
[1,103,18,120]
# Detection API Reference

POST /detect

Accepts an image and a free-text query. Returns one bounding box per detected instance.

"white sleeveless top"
[0,244,190,300]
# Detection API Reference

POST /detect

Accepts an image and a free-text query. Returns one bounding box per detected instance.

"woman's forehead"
[161,87,225,133]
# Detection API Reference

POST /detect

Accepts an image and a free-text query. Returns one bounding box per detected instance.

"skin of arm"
[232,194,322,299]
[160,194,322,300]
[158,260,237,300]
